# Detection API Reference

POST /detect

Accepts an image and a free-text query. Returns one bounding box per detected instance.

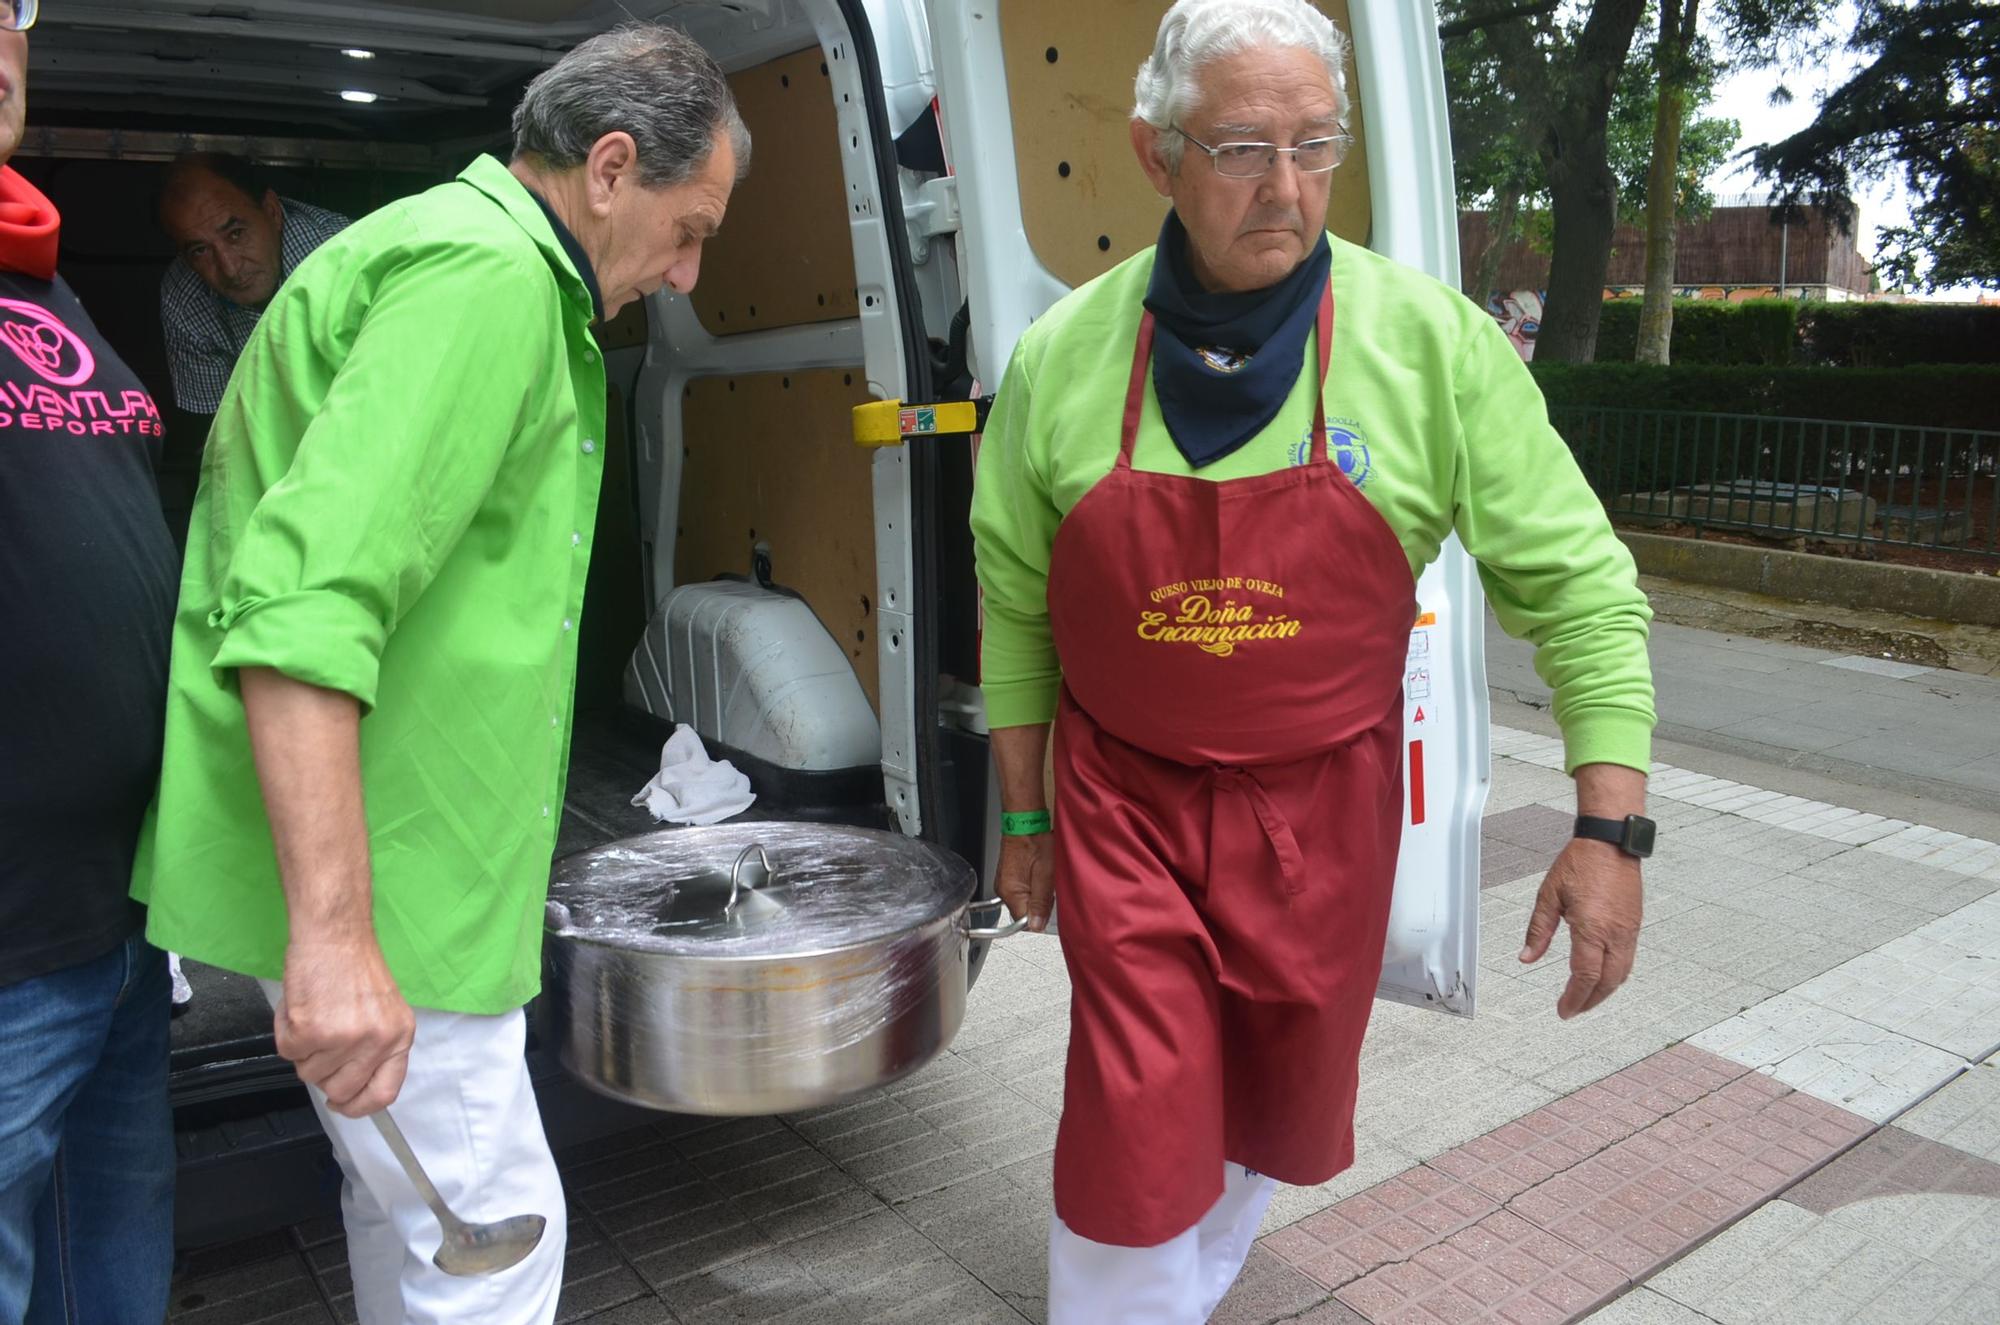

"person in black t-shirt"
[0,12,178,1322]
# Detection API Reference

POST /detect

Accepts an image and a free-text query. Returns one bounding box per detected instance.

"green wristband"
[1001,810,1053,837]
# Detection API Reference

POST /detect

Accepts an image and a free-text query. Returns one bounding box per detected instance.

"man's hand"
[988,722,1057,933]
[276,933,416,1116]
[1520,839,1643,1019]
[240,667,410,1115]
[995,831,1057,933]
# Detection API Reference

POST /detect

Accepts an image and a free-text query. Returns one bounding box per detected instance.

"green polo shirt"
[972,234,1655,775]
[132,155,608,1014]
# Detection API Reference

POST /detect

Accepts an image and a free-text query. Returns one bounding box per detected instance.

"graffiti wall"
[1487,290,1544,360]
[1484,284,1850,361]
[1603,285,1787,303]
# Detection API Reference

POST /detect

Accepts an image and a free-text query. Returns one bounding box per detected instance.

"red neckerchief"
[0,166,61,280]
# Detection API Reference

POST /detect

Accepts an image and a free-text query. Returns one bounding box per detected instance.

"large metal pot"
[540,823,1022,1115]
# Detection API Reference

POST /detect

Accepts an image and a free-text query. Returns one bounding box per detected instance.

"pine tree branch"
[1438,1,1560,41]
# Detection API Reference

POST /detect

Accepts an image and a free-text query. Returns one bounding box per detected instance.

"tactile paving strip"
[1505,1071,1874,1278]
[1334,1210,1626,1325]
[1264,1044,1878,1323]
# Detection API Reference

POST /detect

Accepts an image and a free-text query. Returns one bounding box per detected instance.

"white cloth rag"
[631,724,757,825]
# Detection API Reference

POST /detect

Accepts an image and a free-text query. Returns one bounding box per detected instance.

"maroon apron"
[1045,286,1417,1247]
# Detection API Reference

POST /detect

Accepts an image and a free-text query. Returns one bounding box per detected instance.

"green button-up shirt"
[132,155,607,1014]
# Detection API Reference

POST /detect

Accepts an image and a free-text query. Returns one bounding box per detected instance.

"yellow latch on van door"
[851,397,992,448]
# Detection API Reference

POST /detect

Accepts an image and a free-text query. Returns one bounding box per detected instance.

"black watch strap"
[1574,814,1656,859]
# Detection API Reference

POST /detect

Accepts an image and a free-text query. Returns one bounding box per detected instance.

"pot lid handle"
[726,843,774,917]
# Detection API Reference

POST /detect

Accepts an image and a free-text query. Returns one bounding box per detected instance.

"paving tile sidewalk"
[169,725,2000,1325]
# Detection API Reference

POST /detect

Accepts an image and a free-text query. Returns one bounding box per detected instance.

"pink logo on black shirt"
[0,298,97,387]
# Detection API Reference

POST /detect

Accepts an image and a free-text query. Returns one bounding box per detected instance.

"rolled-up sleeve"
[208,243,552,710]
[1450,316,1656,774]
[971,335,1066,728]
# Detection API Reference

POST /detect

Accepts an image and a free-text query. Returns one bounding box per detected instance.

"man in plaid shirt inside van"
[156,152,350,414]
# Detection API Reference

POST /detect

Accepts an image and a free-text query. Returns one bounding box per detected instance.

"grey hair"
[1133,0,1351,171]
[512,22,751,188]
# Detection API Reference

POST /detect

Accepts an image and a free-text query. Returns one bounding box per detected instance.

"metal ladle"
[370,1111,547,1277]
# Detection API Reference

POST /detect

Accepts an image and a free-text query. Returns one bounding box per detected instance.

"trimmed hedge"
[1595,299,1799,366]
[1800,303,2000,368]
[1531,363,2000,433]
[1589,299,2000,367]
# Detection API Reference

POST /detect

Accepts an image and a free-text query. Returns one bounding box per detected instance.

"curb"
[1619,532,2000,628]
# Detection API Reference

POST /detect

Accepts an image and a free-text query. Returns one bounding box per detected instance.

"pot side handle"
[963,896,1029,941]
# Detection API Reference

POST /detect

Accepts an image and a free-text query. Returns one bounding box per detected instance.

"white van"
[26,0,1482,1246]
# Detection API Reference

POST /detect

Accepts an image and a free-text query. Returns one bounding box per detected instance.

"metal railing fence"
[1548,407,2000,561]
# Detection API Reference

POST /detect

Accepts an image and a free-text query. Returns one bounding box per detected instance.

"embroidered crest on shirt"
[1290,416,1373,488]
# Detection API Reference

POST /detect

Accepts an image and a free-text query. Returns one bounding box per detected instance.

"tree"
[1606,50,1739,222]
[1740,1,2000,290]
[1448,9,1738,315]
[1618,0,1852,359]
[1442,0,1653,362]
[1621,10,1744,365]
[1635,2,1703,363]
[1444,10,1548,303]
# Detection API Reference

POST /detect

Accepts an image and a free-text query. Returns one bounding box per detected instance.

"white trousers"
[1048,1163,1278,1324]
[260,982,567,1325]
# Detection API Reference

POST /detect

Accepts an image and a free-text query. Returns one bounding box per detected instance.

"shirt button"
[584,348,598,363]
[551,716,560,728]
[581,438,597,455]
[541,805,551,818]
[571,531,581,546]
[562,618,573,631]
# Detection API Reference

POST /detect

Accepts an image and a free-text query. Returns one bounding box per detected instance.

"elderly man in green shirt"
[132,24,747,1323]
[972,0,1653,1318]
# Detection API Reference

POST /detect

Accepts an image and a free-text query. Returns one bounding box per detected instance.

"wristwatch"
[1573,814,1657,859]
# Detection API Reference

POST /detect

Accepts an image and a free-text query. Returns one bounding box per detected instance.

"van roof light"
[339,90,381,104]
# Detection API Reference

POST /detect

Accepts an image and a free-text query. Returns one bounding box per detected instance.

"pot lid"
[546,823,977,958]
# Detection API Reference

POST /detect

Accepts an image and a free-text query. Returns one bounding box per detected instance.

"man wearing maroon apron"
[970,2,1655,1320]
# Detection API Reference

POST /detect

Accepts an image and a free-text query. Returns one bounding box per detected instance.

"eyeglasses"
[1,0,38,32]
[1175,128,1352,178]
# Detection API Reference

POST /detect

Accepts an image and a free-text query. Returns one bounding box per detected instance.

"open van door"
[925,0,1486,1014]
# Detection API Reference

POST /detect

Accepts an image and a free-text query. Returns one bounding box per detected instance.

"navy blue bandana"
[1141,211,1331,469]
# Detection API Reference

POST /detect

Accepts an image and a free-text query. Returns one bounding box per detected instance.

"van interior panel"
[689,46,862,337]
[585,299,656,712]
[594,296,652,352]
[676,368,882,713]
[575,379,651,712]
[999,0,1373,291]
[374,0,596,21]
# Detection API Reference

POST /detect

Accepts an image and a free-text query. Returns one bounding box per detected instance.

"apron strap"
[1213,766,1308,893]
[1308,284,1334,465]
[1120,285,1338,470]
[1116,312,1157,471]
